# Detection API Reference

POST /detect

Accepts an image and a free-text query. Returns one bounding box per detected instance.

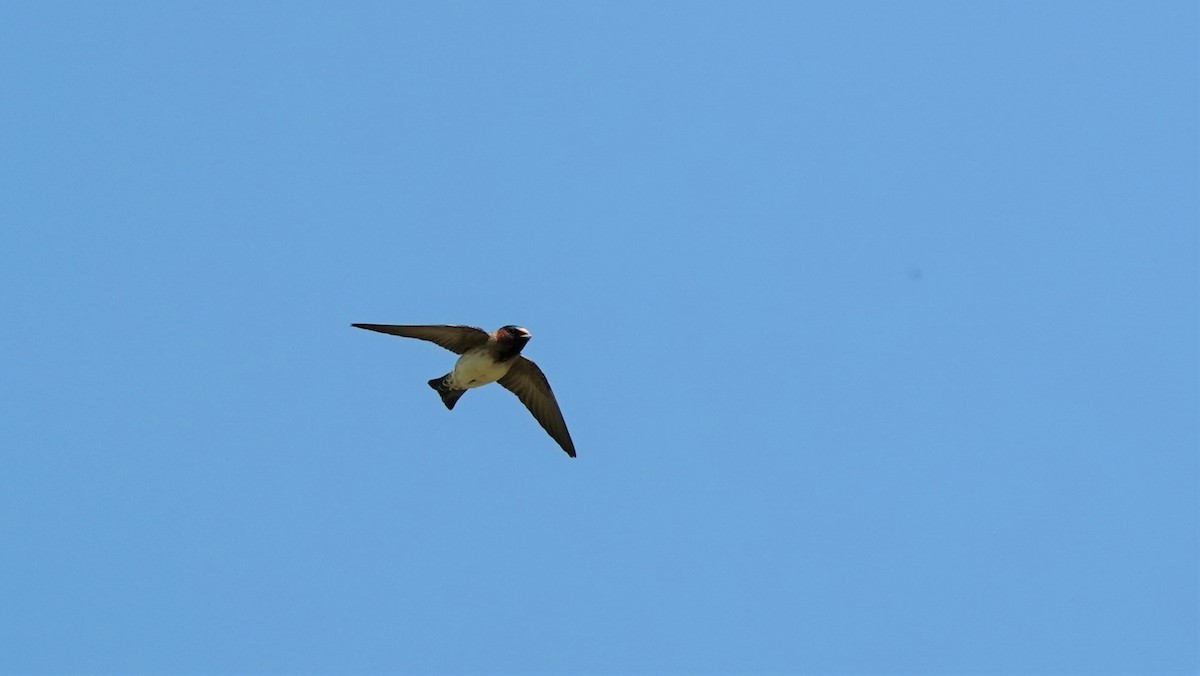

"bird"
[352,323,576,458]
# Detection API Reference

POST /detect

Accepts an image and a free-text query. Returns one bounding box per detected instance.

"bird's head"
[499,325,532,343]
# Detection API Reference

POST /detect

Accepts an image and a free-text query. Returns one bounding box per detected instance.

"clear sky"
[1,2,1196,674]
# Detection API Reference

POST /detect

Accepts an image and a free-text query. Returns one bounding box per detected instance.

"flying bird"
[352,323,576,457]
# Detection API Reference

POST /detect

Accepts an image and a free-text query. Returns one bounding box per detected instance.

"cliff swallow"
[352,323,576,458]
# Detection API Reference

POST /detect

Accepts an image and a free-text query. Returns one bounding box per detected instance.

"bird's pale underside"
[353,323,576,458]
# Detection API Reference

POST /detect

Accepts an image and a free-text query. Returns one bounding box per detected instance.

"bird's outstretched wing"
[352,324,489,354]
[498,356,576,457]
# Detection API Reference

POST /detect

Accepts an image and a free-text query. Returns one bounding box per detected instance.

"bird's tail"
[428,375,467,410]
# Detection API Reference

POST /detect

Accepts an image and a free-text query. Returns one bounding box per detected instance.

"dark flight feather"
[352,324,489,354]
[498,357,576,458]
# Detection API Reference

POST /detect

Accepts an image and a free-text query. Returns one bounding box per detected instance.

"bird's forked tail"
[428,375,467,410]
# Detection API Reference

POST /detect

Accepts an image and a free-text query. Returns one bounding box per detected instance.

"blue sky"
[1,2,1196,673]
